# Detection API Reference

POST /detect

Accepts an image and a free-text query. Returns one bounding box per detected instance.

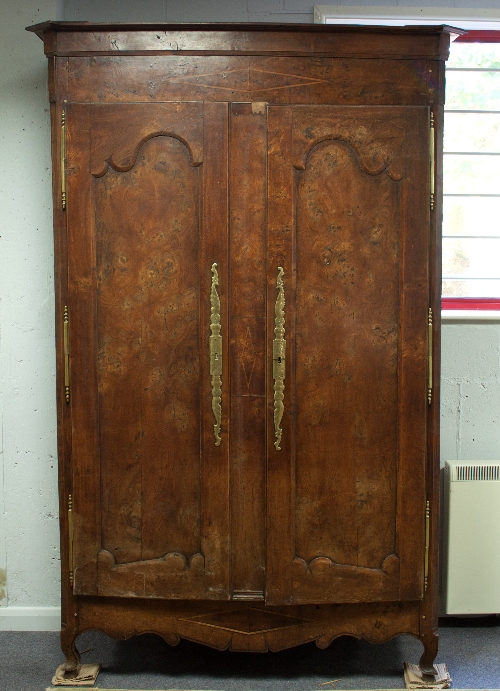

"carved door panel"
[67,102,230,599]
[266,105,430,605]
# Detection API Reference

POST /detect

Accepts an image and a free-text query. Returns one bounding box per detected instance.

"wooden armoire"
[28,21,458,678]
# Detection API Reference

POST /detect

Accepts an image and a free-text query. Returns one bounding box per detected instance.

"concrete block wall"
[62,0,500,23]
[441,322,500,462]
[0,0,60,629]
[0,0,499,630]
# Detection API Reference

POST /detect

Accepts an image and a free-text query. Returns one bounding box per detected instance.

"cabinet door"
[66,102,230,599]
[266,105,430,605]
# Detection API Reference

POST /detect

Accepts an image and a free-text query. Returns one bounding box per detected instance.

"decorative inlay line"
[181,608,309,635]
[169,68,327,93]
[240,326,257,392]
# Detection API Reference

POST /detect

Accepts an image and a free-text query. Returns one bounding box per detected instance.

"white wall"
[0,0,499,630]
[441,321,500,461]
[62,0,500,23]
[0,0,60,629]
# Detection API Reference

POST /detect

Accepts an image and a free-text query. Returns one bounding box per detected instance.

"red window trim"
[455,30,500,43]
[443,32,500,311]
[442,298,500,310]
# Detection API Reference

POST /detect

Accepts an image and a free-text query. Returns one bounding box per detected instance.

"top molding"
[26,21,465,60]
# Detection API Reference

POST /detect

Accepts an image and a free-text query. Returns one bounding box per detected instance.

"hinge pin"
[61,109,66,210]
[430,112,435,211]
[68,494,74,586]
[64,305,70,403]
[427,308,433,405]
[424,500,430,591]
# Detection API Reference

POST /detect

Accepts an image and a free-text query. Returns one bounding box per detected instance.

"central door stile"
[266,106,295,606]
[200,101,231,599]
[228,102,268,601]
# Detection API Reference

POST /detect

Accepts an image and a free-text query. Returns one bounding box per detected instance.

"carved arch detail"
[90,102,204,177]
[291,108,413,181]
[92,131,202,178]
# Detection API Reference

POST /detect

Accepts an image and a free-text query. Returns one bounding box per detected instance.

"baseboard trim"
[0,606,61,631]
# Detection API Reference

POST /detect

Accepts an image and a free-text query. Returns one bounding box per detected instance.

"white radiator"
[443,461,500,614]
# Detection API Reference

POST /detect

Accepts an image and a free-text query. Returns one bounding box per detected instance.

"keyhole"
[278,357,282,363]
[215,353,218,361]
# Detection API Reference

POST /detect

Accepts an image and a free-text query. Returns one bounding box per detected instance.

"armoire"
[28,20,459,678]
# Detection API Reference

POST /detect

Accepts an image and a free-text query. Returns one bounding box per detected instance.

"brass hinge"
[424,499,430,592]
[68,494,74,586]
[61,109,66,210]
[64,305,70,404]
[427,308,433,405]
[430,112,435,211]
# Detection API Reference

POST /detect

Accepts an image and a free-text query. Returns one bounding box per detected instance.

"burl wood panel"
[66,56,440,106]
[95,133,202,560]
[294,137,400,569]
[267,106,429,605]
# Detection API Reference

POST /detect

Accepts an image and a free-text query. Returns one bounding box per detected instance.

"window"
[443,32,500,311]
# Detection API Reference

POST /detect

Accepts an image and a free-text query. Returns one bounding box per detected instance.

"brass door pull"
[273,267,286,450]
[210,263,222,446]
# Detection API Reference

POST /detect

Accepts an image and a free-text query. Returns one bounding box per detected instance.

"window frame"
[443,30,500,314]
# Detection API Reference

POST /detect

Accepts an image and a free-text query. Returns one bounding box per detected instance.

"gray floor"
[0,618,499,691]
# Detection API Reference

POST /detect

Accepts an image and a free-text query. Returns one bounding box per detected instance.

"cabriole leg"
[419,629,438,677]
[61,621,81,673]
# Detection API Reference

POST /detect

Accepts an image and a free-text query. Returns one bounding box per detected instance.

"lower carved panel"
[75,597,422,654]
[96,549,206,599]
[291,554,400,604]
